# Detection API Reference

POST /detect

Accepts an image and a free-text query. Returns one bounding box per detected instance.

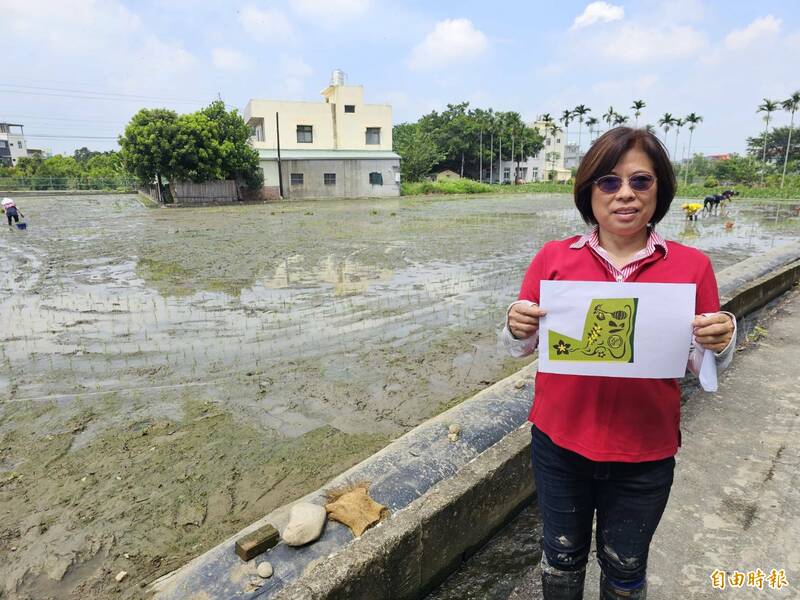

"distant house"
[243,70,401,200]
[435,169,461,181]
[706,153,732,161]
[488,118,571,184]
[0,122,28,167]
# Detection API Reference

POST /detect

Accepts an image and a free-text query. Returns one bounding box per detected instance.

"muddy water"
[0,193,797,598]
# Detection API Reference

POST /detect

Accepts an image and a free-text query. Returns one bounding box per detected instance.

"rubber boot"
[540,554,586,600]
[599,572,647,599]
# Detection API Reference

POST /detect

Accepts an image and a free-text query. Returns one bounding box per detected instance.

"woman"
[504,127,735,599]
[2,197,24,227]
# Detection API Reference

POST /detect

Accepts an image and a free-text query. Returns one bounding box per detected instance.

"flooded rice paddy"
[1,192,798,598]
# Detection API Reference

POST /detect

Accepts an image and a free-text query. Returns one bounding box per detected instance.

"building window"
[365,127,381,145]
[369,172,383,185]
[0,141,7,148]
[556,138,561,144]
[503,168,511,182]
[290,173,304,185]
[18,141,23,148]
[344,105,355,113]
[296,125,313,143]
[324,173,336,185]
[545,139,551,146]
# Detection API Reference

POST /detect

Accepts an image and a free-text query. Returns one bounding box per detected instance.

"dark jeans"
[6,208,18,225]
[531,425,674,599]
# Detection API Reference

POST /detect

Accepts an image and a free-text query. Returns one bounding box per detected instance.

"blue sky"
[2,0,799,158]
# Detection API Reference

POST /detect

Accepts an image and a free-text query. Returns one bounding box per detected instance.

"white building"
[0,122,28,167]
[492,119,572,184]
[243,71,400,200]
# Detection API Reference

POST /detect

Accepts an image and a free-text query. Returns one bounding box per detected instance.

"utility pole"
[490,132,494,184]
[479,129,483,183]
[276,112,284,199]
[511,133,515,183]
[498,135,502,183]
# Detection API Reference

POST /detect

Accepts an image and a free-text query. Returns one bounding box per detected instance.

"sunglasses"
[594,173,656,194]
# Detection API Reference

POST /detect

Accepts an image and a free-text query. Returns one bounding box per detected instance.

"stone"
[115,570,128,582]
[448,432,459,443]
[514,379,526,389]
[257,561,273,578]
[448,423,461,435]
[325,486,387,537]
[281,502,326,546]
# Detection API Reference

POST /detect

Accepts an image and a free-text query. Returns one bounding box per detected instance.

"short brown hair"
[573,127,676,225]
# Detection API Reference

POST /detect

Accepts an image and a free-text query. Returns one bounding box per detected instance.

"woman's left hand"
[692,313,734,353]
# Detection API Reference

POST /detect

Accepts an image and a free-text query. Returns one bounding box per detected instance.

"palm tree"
[547,123,562,181]
[573,104,591,158]
[658,113,675,152]
[631,100,646,127]
[538,113,555,181]
[780,91,800,188]
[757,99,779,183]
[560,109,573,145]
[672,117,685,168]
[586,116,599,143]
[612,113,629,126]
[683,113,703,186]
[602,106,615,130]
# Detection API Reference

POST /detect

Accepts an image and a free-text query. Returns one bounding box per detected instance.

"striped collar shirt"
[569,226,668,282]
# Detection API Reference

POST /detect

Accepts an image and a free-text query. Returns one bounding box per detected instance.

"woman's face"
[590,145,658,240]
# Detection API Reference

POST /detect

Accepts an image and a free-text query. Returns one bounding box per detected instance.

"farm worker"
[2,197,24,227]
[504,127,736,599]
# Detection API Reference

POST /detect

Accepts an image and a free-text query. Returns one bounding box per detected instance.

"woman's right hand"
[508,302,547,339]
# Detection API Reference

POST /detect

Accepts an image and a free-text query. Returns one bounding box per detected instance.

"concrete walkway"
[509,286,800,599]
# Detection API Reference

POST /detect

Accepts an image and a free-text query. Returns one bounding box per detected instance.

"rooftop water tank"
[331,69,346,86]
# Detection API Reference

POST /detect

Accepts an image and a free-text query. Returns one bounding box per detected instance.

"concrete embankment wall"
[151,241,800,600]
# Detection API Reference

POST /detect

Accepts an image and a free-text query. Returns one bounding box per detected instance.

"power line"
[0,87,205,106]
[24,134,118,140]
[2,114,123,124]
[0,82,208,104]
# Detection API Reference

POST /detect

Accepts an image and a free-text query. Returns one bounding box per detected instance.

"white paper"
[538,280,695,379]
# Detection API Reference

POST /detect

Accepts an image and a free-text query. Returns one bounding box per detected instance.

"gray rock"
[282,502,326,546]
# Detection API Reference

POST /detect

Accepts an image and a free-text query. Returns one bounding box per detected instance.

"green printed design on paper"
[548,298,638,362]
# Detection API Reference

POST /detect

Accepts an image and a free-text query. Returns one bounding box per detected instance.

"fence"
[0,176,137,191]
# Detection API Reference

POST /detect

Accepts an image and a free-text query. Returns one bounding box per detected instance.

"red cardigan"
[520,236,720,462]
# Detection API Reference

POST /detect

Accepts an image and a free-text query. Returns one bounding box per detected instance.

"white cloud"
[408,19,488,71]
[212,48,250,71]
[598,24,706,63]
[239,5,294,42]
[279,55,314,96]
[571,2,624,30]
[725,15,782,50]
[289,0,370,23]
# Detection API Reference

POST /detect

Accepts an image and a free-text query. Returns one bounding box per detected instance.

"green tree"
[756,99,779,182]
[602,106,615,130]
[780,91,800,188]
[200,100,263,188]
[586,116,599,143]
[631,100,646,127]
[85,152,126,179]
[746,126,800,168]
[658,113,675,150]
[573,105,591,159]
[683,113,703,185]
[392,122,444,182]
[119,108,181,195]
